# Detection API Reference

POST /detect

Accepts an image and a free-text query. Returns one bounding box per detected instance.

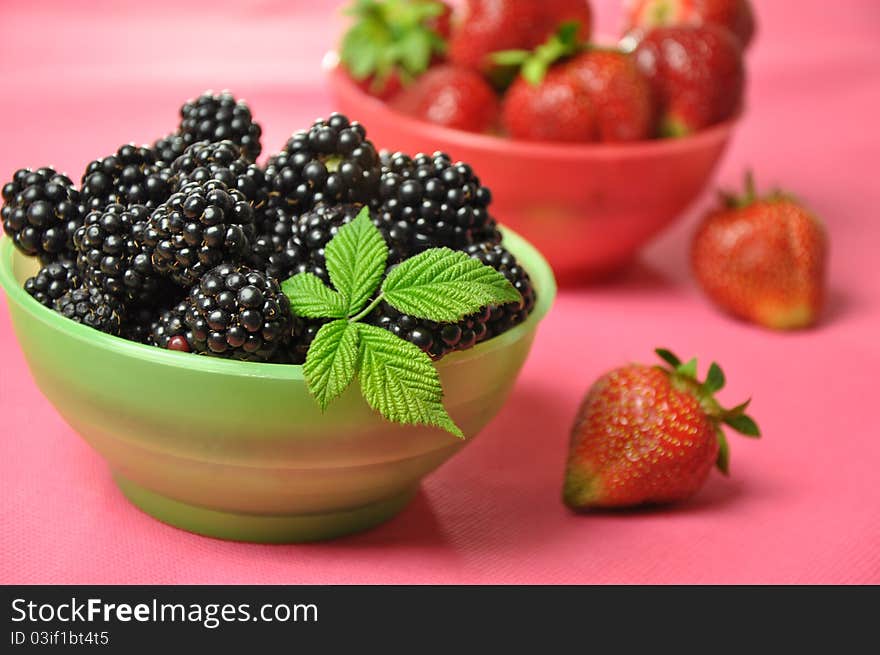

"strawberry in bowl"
[329,0,749,281]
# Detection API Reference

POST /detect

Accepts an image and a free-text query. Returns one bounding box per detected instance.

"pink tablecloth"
[1,0,878,584]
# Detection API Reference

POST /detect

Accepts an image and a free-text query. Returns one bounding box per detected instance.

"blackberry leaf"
[381,248,521,322]
[325,207,387,314]
[282,273,349,319]
[356,324,462,438]
[304,320,360,410]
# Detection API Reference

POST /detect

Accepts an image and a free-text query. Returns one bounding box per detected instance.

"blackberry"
[121,305,157,344]
[80,144,173,210]
[179,91,262,161]
[24,260,82,307]
[149,300,193,352]
[138,180,255,288]
[183,264,298,362]
[73,203,161,304]
[264,113,380,214]
[373,151,500,255]
[54,284,124,335]
[271,203,370,282]
[171,140,266,206]
[153,133,188,165]
[367,303,488,360]
[464,242,537,338]
[1,167,82,261]
[367,243,536,360]
[247,206,301,279]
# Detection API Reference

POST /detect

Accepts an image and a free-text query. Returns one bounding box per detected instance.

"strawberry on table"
[564,349,760,510]
[633,24,745,137]
[625,0,756,48]
[390,64,500,132]
[691,174,828,330]
[448,0,593,73]
[339,0,452,100]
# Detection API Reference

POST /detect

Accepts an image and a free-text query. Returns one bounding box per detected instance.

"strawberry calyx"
[718,171,794,210]
[655,348,760,475]
[340,0,448,92]
[490,21,585,86]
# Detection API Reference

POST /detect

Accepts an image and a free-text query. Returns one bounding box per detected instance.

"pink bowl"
[328,65,738,283]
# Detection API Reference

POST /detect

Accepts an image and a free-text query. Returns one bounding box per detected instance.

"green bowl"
[0,228,556,542]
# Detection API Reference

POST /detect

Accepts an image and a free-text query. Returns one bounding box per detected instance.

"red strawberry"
[567,50,655,142]
[499,23,596,142]
[502,65,596,142]
[339,0,452,99]
[625,0,756,48]
[391,65,500,132]
[564,349,760,509]
[633,24,745,136]
[448,0,593,73]
[691,174,828,329]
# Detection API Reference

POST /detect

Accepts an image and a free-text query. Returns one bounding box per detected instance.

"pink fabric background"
[1,0,878,584]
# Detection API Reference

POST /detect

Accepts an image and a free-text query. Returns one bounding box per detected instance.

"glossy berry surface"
[626,0,756,48]
[391,65,500,133]
[567,51,656,142]
[634,24,745,135]
[138,180,255,288]
[691,190,827,329]
[565,364,718,508]
[54,284,124,335]
[1,167,82,261]
[264,113,380,214]
[374,151,500,256]
[184,263,298,362]
[74,203,159,304]
[170,140,266,206]
[80,144,173,211]
[24,260,83,307]
[149,300,193,350]
[178,91,262,161]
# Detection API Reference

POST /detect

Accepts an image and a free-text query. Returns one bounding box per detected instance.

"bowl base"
[114,475,417,543]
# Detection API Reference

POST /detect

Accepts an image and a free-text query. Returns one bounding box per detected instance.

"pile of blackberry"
[373,151,501,257]
[178,91,262,162]
[171,140,266,206]
[1,167,82,262]
[138,179,255,287]
[263,113,380,214]
[4,95,537,365]
[80,144,173,211]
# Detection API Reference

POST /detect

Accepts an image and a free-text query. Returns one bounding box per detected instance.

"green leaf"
[522,58,548,86]
[356,324,463,438]
[381,248,521,322]
[325,207,387,315]
[490,49,530,66]
[727,399,752,415]
[339,0,446,80]
[282,273,348,319]
[724,414,761,438]
[655,348,682,368]
[677,358,698,378]
[704,362,726,393]
[303,320,360,411]
[715,429,730,475]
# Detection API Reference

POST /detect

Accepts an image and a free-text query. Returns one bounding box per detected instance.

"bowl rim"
[0,226,556,380]
[327,60,741,160]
